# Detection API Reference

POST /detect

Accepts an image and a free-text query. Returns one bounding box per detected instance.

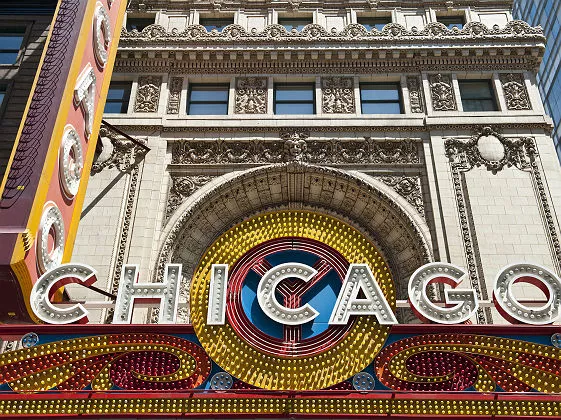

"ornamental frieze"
[406,76,424,113]
[171,136,420,165]
[321,77,355,114]
[120,21,544,44]
[499,73,532,111]
[429,74,456,111]
[166,76,183,114]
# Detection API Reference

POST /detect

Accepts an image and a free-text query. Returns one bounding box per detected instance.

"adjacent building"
[513,0,561,159]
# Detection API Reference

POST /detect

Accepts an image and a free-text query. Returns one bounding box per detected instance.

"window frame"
[277,17,313,32]
[104,81,133,114]
[356,16,392,31]
[198,17,235,32]
[186,83,230,116]
[458,79,499,112]
[436,15,466,30]
[0,82,11,118]
[359,82,404,115]
[125,16,156,32]
[273,82,316,115]
[0,25,28,66]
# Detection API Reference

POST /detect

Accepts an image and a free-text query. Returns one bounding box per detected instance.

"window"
[126,17,155,31]
[360,83,403,114]
[199,17,234,32]
[0,27,25,64]
[0,84,7,108]
[278,17,312,31]
[437,16,465,30]
[104,82,132,114]
[458,80,498,112]
[187,84,229,115]
[274,83,315,115]
[357,17,391,31]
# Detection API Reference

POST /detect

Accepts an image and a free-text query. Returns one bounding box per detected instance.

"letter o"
[494,263,561,325]
[93,2,112,67]
[58,125,83,198]
[37,203,65,274]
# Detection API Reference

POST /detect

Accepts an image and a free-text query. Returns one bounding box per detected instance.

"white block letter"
[329,264,397,325]
[74,64,96,139]
[207,264,229,325]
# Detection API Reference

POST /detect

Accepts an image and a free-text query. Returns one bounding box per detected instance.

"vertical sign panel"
[0,0,127,322]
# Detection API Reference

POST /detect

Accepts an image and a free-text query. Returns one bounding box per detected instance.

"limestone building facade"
[71,0,561,325]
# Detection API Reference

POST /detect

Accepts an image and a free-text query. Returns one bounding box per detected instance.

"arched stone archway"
[156,162,433,321]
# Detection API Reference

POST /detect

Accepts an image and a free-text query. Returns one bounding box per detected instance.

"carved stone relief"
[166,77,183,114]
[92,126,148,174]
[406,76,424,113]
[166,175,216,221]
[134,75,161,112]
[379,176,425,218]
[235,77,267,114]
[171,135,420,165]
[321,77,355,114]
[499,73,531,110]
[429,74,457,111]
[445,126,561,323]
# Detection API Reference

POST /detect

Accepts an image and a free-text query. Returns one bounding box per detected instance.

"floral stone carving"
[499,73,531,110]
[322,77,355,114]
[134,75,162,113]
[167,77,183,114]
[429,74,456,111]
[406,76,424,113]
[166,175,216,221]
[235,77,267,114]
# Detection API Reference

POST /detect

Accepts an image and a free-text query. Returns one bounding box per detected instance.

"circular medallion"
[210,372,234,390]
[37,203,65,274]
[353,372,376,390]
[21,332,39,348]
[190,210,395,390]
[552,333,561,348]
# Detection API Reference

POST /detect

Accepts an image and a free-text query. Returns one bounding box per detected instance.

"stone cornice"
[128,0,513,13]
[116,21,544,71]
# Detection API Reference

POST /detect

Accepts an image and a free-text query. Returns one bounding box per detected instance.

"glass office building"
[514,0,561,159]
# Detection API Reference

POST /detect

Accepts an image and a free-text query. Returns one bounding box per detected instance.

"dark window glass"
[274,83,315,115]
[357,17,391,31]
[0,27,25,64]
[199,17,234,32]
[104,81,132,114]
[360,83,403,114]
[278,18,312,31]
[437,16,465,30]
[459,80,498,112]
[187,84,229,115]
[0,84,6,107]
[126,17,155,31]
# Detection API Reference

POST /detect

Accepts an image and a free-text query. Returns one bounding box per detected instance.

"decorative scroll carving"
[499,73,531,110]
[379,176,425,217]
[92,127,148,174]
[322,77,355,114]
[166,175,216,220]
[120,21,544,44]
[134,75,161,112]
[429,74,456,111]
[235,77,267,114]
[406,76,424,113]
[167,77,183,114]
[171,136,420,165]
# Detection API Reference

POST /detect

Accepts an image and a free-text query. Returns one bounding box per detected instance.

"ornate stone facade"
[406,76,424,113]
[499,73,532,110]
[322,77,355,114]
[134,76,161,112]
[235,77,267,114]
[166,77,183,114]
[429,74,457,111]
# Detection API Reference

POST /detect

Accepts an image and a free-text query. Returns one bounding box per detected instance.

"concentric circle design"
[190,210,395,390]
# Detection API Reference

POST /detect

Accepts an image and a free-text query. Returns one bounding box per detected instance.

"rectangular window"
[0,84,7,108]
[278,17,312,31]
[274,83,315,115]
[104,81,132,114]
[357,17,391,31]
[187,84,229,115]
[360,82,403,114]
[459,80,498,112]
[199,17,234,32]
[126,17,155,32]
[0,27,25,64]
[437,16,465,30]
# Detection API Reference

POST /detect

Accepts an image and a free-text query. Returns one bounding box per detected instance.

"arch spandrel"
[156,162,433,321]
